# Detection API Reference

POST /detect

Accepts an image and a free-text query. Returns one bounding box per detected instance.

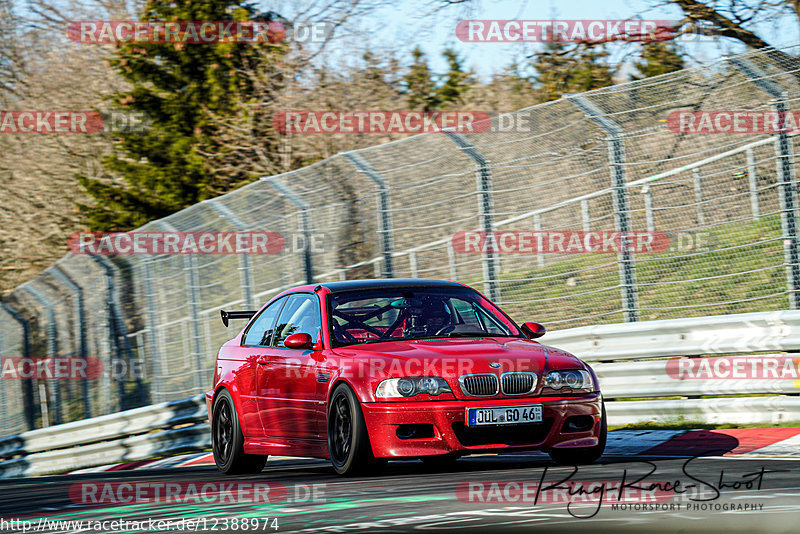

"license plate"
[467,405,542,426]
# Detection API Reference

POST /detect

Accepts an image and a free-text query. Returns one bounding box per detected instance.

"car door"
[259,292,324,440]
[240,296,286,438]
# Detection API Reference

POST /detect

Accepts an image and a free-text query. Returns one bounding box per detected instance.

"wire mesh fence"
[1,46,800,436]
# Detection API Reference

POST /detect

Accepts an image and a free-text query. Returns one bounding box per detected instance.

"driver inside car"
[402,298,453,337]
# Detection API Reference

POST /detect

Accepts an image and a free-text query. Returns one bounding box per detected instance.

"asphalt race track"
[1,454,798,533]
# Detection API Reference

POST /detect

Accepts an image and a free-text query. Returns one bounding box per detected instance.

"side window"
[452,299,483,329]
[451,298,509,335]
[242,297,285,346]
[273,294,321,348]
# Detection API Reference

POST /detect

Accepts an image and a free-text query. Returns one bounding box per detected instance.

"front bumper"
[361,393,602,458]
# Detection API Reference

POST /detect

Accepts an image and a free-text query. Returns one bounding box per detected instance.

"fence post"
[730,56,800,309]
[19,284,61,425]
[446,132,500,302]
[581,200,591,232]
[139,256,167,404]
[568,94,639,322]
[49,266,90,419]
[89,255,145,408]
[746,148,760,220]
[157,221,206,393]
[692,169,706,226]
[205,199,257,308]
[0,302,35,430]
[643,185,656,232]
[409,252,418,277]
[534,213,545,268]
[343,152,395,278]
[264,177,314,284]
[447,245,458,280]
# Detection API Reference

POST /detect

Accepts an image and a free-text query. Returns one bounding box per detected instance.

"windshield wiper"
[433,332,519,338]
[341,333,519,346]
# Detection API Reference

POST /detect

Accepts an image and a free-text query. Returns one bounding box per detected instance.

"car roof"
[318,278,467,292]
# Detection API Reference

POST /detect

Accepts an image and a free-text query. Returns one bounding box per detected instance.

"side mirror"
[521,322,546,339]
[284,332,313,349]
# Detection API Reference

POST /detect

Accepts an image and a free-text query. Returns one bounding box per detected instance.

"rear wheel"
[548,403,607,465]
[212,389,267,474]
[328,384,373,476]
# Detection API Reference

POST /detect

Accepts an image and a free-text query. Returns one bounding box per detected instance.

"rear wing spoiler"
[220,310,256,327]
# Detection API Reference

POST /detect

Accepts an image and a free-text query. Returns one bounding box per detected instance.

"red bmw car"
[207,279,606,475]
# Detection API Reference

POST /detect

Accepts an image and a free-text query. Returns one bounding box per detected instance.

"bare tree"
[664,1,799,72]
[0,0,133,296]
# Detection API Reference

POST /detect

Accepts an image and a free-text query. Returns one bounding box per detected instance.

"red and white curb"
[69,427,800,474]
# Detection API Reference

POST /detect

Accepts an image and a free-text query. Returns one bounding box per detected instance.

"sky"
[326,0,796,79]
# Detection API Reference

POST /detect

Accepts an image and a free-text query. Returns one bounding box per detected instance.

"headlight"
[375,377,452,398]
[544,370,593,390]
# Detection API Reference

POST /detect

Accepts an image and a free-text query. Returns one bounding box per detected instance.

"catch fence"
[1,46,799,435]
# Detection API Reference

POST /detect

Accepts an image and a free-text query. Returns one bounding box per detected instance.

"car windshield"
[329,286,522,346]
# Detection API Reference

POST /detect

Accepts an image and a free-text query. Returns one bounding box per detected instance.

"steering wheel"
[333,310,388,339]
[434,325,455,335]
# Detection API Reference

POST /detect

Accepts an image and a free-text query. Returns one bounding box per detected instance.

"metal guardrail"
[605,396,800,428]
[0,395,207,478]
[0,394,206,458]
[1,311,799,478]
[0,424,210,479]
[596,356,800,398]
[548,310,800,428]
[545,310,800,360]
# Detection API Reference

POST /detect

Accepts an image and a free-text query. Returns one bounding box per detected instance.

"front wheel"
[212,389,267,474]
[327,384,373,476]
[548,403,607,465]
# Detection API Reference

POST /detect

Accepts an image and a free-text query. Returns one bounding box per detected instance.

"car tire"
[327,383,373,476]
[548,402,607,466]
[212,389,267,475]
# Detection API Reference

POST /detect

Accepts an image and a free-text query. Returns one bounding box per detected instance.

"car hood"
[332,337,585,398]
